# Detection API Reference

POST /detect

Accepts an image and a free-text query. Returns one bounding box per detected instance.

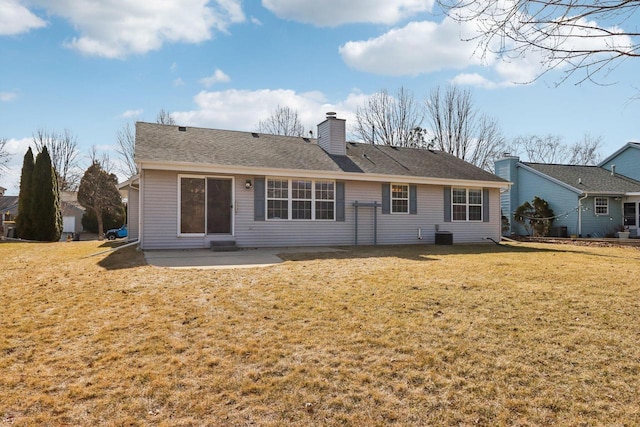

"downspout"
[578,194,588,237]
[138,170,144,250]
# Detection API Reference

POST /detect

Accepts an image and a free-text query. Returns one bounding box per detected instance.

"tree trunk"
[96,208,104,240]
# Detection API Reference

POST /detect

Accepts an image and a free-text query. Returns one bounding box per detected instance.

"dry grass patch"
[1,241,639,425]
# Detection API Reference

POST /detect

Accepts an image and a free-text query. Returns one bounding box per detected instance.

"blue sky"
[1,0,639,195]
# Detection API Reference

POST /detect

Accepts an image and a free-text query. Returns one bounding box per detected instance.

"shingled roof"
[135,122,507,184]
[523,162,640,194]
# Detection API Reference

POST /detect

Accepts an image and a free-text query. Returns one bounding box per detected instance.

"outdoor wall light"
[245,179,253,190]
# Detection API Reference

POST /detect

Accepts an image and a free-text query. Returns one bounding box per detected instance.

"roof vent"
[251,132,259,138]
[326,111,337,119]
[611,164,616,176]
[178,126,187,132]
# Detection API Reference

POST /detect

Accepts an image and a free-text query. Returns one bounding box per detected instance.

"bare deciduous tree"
[89,145,116,175]
[156,109,176,125]
[256,105,305,137]
[32,129,81,192]
[115,123,137,178]
[115,110,177,179]
[508,133,603,164]
[507,134,565,163]
[0,138,11,174]
[354,87,425,147]
[438,0,640,84]
[426,85,505,170]
[568,134,603,165]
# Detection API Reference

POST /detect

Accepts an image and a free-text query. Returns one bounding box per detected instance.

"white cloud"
[340,19,482,76]
[170,62,178,72]
[121,109,143,118]
[338,16,575,87]
[0,137,32,194]
[173,78,186,87]
[0,0,46,35]
[250,16,262,25]
[18,0,245,58]
[262,0,433,26]
[3,137,31,156]
[199,69,231,87]
[172,88,366,134]
[0,91,17,101]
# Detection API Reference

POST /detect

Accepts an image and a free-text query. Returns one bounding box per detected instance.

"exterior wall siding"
[127,187,139,240]
[494,157,519,235]
[140,169,502,249]
[515,167,580,236]
[580,196,624,237]
[601,147,640,181]
[317,118,346,156]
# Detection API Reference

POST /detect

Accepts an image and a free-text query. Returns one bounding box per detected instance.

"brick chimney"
[317,112,346,156]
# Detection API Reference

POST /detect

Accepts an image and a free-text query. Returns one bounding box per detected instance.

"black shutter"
[336,181,345,222]
[409,184,417,215]
[382,183,390,214]
[444,186,451,222]
[254,177,265,221]
[483,188,490,222]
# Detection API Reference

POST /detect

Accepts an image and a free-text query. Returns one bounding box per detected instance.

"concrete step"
[210,241,239,252]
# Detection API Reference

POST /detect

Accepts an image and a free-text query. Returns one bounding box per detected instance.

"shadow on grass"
[98,240,127,249]
[278,242,562,263]
[97,245,147,270]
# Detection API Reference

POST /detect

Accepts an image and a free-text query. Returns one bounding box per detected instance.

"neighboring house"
[60,191,85,234]
[495,152,640,238]
[0,190,84,237]
[123,114,510,250]
[599,142,640,181]
[0,186,6,197]
[1,195,19,235]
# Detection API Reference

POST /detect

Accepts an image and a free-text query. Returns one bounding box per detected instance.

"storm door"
[207,178,232,234]
[624,202,637,228]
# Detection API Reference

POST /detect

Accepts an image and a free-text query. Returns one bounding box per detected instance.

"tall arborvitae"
[16,148,35,239]
[31,147,62,241]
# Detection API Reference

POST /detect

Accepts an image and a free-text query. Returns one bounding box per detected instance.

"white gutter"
[138,160,511,190]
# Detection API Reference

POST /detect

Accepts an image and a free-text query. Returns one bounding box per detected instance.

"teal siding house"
[600,142,640,181]
[495,145,640,238]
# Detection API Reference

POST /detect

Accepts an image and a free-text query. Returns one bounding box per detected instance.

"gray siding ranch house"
[123,114,509,250]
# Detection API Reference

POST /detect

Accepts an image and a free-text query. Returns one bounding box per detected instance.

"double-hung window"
[267,179,289,219]
[391,184,409,214]
[315,181,335,220]
[452,188,483,221]
[594,197,609,215]
[266,178,335,220]
[291,180,312,219]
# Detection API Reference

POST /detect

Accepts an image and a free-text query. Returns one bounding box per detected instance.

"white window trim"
[177,174,235,237]
[266,177,336,221]
[594,197,609,216]
[390,183,410,214]
[291,179,313,220]
[266,177,290,220]
[452,187,483,222]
